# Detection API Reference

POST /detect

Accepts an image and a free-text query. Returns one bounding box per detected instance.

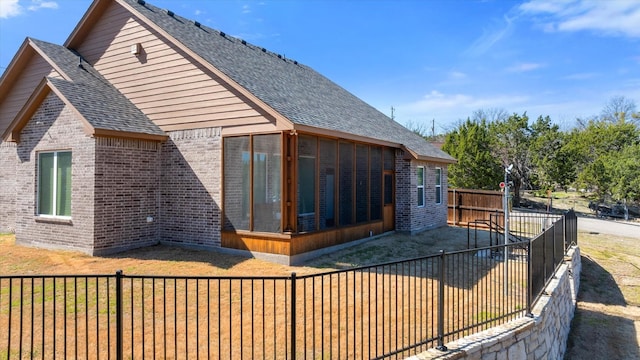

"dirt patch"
[564,232,640,360]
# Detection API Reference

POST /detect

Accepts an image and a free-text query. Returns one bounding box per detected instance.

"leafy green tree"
[490,113,532,206]
[608,144,640,201]
[529,116,576,190]
[442,119,502,190]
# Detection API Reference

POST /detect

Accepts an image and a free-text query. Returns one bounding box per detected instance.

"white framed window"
[435,167,442,205]
[417,166,425,207]
[38,151,72,217]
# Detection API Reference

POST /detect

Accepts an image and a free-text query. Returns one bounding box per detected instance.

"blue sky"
[1,0,639,133]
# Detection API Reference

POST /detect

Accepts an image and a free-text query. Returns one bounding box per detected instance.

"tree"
[600,96,639,124]
[490,113,533,206]
[609,144,640,201]
[442,119,502,190]
[567,119,639,198]
[529,116,576,190]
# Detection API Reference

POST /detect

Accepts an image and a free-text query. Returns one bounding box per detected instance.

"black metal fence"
[0,211,577,359]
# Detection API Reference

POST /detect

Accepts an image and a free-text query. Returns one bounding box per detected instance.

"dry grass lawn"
[2,228,523,359]
[564,231,640,360]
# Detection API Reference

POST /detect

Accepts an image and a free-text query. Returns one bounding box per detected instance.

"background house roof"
[4,38,165,140]
[122,0,454,162]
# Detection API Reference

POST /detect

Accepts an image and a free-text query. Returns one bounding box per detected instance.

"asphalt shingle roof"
[30,38,165,137]
[124,0,453,161]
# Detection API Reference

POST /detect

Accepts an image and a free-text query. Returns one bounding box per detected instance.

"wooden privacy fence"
[448,189,503,226]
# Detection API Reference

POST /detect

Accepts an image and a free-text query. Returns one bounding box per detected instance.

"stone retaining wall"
[409,246,581,360]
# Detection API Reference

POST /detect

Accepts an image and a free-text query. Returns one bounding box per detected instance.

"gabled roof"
[2,38,166,142]
[80,0,452,162]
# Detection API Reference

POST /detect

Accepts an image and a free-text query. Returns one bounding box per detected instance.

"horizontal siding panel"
[135,93,243,109]
[132,85,233,105]
[74,1,273,132]
[164,117,279,133]
[154,112,267,127]
[100,61,205,82]
[0,55,55,133]
[114,77,219,95]
[143,104,260,119]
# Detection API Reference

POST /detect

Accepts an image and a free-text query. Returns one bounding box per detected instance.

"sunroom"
[221,131,398,259]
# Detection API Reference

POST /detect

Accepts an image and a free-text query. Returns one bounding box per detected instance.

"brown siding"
[0,53,60,136]
[76,2,275,133]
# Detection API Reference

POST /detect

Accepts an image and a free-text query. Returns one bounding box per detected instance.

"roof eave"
[2,78,51,142]
[0,38,35,103]
[64,0,110,49]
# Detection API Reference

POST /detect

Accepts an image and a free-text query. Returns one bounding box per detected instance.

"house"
[0,0,455,264]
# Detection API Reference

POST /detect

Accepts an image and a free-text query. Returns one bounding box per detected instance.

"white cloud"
[520,0,640,38]
[0,0,58,18]
[449,71,467,79]
[242,4,250,14]
[0,0,22,18]
[407,90,529,111]
[465,15,515,56]
[27,0,57,11]
[506,62,545,72]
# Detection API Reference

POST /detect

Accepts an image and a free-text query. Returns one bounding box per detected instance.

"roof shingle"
[123,0,453,161]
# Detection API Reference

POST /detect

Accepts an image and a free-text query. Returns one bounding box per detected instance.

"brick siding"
[15,93,96,253]
[160,128,222,248]
[395,153,449,233]
[93,138,161,254]
[0,141,17,233]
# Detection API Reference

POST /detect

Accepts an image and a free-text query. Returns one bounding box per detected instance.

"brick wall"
[0,141,17,233]
[395,154,449,233]
[0,140,17,233]
[93,137,161,254]
[15,93,96,253]
[160,128,222,248]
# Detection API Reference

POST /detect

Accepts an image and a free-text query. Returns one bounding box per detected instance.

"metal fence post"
[290,272,297,360]
[436,250,448,351]
[526,242,534,317]
[115,270,123,360]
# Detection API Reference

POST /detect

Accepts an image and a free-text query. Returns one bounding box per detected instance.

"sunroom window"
[224,135,281,233]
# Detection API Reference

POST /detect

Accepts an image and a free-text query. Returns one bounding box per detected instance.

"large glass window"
[38,151,72,217]
[297,135,317,232]
[435,167,442,204]
[224,137,250,230]
[339,142,353,226]
[417,166,425,207]
[355,144,369,222]
[369,146,382,221]
[319,138,337,229]
[252,135,281,233]
[223,135,281,232]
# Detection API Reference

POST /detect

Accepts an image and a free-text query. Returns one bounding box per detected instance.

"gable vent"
[166,9,174,17]
[194,21,201,28]
[137,0,145,5]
